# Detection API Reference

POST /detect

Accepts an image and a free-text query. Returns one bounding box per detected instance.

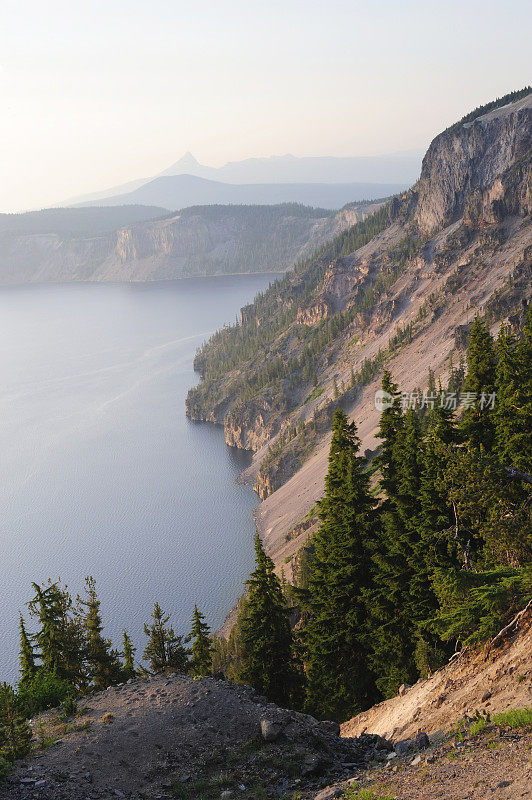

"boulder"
[319,720,341,737]
[314,787,343,800]
[260,718,283,742]
[414,731,430,749]
[394,739,414,756]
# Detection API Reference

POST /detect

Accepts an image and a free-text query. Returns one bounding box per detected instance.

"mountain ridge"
[73,173,406,211]
[62,150,422,207]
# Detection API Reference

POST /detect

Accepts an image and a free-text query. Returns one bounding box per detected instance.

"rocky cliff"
[0,201,382,284]
[186,91,532,580]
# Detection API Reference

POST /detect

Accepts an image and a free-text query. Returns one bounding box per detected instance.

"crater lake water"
[0,275,279,682]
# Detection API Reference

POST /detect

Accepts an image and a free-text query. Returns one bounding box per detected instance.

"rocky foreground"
[2,674,391,800]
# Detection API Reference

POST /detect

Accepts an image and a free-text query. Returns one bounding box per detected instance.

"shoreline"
[0,271,285,291]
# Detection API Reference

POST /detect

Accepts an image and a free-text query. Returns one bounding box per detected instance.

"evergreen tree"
[121,630,136,680]
[419,394,461,573]
[78,577,122,690]
[28,581,86,689]
[495,311,532,472]
[240,535,299,708]
[188,606,212,676]
[302,409,377,720]
[375,370,403,500]
[18,614,36,686]
[0,683,32,762]
[143,603,189,673]
[460,316,496,450]
[368,409,426,695]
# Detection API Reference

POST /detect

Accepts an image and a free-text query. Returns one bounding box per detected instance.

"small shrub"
[0,758,11,783]
[60,695,78,719]
[469,717,489,736]
[469,707,532,737]
[100,712,114,724]
[16,671,72,718]
[35,716,55,751]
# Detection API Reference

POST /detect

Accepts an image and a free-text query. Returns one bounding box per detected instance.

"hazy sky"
[1,0,530,212]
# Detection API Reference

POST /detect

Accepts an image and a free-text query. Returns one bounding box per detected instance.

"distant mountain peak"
[176,151,200,167]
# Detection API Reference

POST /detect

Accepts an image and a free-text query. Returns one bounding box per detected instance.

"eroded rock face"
[225,404,276,451]
[415,94,531,233]
[297,299,331,326]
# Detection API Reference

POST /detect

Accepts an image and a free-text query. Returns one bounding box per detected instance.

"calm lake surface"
[0,275,278,682]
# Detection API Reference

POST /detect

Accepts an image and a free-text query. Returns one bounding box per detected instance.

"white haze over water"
[0,275,277,682]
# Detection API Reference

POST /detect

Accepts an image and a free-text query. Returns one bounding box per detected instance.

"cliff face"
[0,202,380,284]
[414,93,531,233]
[186,93,532,579]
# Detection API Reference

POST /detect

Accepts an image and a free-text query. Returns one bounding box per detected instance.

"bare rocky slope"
[187,91,532,582]
[0,202,381,284]
[2,674,392,800]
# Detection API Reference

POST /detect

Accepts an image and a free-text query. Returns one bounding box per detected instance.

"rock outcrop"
[414,93,531,233]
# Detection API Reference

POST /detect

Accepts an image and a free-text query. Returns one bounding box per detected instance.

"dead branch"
[504,466,532,485]
[487,597,532,651]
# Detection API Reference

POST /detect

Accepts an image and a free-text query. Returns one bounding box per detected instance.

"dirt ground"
[1,674,389,800]
[311,727,532,800]
[342,613,532,741]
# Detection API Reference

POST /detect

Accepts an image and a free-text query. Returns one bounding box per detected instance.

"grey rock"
[394,739,414,755]
[319,720,340,737]
[414,731,430,749]
[481,690,492,702]
[398,683,411,696]
[314,786,342,800]
[260,718,283,742]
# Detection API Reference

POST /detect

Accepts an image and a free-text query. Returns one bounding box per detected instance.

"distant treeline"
[0,205,168,237]
[446,86,531,133]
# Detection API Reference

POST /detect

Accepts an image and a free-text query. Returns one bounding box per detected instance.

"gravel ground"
[1,673,390,800]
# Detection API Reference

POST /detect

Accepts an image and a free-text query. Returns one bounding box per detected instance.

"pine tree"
[368,409,426,695]
[302,409,377,720]
[460,316,496,450]
[0,683,32,762]
[375,370,403,500]
[18,614,36,686]
[419,394,461,573]
[28,581,86,689]
[495,311,532,472]
[240,535,299,707]
[143,603,189,673]
[78,577,122,690]
[188,606,212,676]
[121,630,136,680]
